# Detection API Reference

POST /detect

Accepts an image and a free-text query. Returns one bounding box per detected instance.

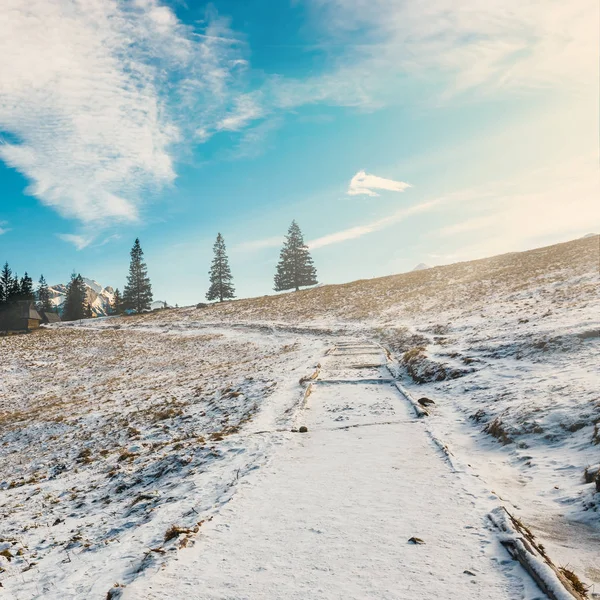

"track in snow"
[123,340,529,600]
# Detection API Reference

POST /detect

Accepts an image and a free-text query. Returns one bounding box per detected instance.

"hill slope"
[150,234,599,325]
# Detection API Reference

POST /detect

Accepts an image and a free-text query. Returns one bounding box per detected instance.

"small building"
[40,310,61,325]
[17,302,42,331]
[0,302,42,333]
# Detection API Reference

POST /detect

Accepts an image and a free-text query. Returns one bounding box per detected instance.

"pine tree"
[0,262,11,306]
[37,275,53,312]
[8,273,20,302]
[274,220,318,292]
[123,238,152,313]
[111,288,123,315]
[63,273,87,321]
[206,233,235,303]
[85,303,93,319]
[19,272,34,303]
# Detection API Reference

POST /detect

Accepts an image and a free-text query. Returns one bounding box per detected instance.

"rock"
[408,537,425,545]
[298,426,308,433]
[463,570,476,576]
[418,397,435,407]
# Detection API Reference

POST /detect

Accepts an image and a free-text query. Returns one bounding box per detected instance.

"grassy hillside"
[153,234,599,324]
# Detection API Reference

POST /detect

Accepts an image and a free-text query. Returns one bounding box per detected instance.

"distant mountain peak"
[412,263,431,271]
[48,277,114,317]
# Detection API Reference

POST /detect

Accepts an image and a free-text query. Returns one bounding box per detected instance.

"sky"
[0,0,598,305]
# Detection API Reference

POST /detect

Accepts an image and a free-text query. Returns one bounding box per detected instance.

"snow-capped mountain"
[48,278,115,317]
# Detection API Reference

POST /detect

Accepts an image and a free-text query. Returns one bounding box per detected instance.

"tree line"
[0,219,317,326]
[0,264,52,312]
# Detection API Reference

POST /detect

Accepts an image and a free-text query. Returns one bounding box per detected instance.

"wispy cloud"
[1,0,595,240]
[347,170,411,196]
[224,118,283,160]
[217,94,264,131]
[0,220,10,236]
[57,233,93,250]
[0,1,247,226]
[307,0,597,100]
[308,192,475,249]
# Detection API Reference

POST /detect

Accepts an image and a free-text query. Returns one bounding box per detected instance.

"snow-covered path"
[125,340,528,599]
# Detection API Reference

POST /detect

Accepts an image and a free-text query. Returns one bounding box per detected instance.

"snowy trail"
[124,340,528,599]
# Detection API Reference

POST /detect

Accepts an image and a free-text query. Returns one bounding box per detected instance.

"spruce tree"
[85,302,93,319]
[0,262,11,306]
[206,233,235,303]
[19,272,34,303]
[37,275,53,312]
[123,238,152,313]
[274,220,318,292]
[111,288,123,315]
[8,273,20,302]
[63,273,86,321]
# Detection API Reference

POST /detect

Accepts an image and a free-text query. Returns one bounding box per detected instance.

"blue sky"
[0,0,598,304]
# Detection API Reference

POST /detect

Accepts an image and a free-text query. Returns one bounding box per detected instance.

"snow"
[47,277,115,317]
[124,342,530,599]
[1,234,598,599]
[81,278,103,295]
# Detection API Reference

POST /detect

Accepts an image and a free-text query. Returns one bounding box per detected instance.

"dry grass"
[559,567,589,597]
[484,418,513,445]
[137,235,598,325]
[0,322,298,586]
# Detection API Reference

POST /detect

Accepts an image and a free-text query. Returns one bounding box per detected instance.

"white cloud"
[307,0,598,100]
[0,0,247,226]
[217,94,264,131]
[308,192,474,249]
[58,233,93,250]
[0,220,10,235]
[1,0,596,239]
[347,170,411,196]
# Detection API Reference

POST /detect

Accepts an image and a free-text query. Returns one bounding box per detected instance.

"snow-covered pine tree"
[274,220,318,292]
[63,273,87,321]
[37,275,53,312]
[123,238,152,313]
[206,233,235,302]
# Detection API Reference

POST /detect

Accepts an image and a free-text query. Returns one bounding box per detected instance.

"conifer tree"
[37,275,53,312]
[63,273,86,321]
[85,302,93,319]
[123,238,152,313]
[19,272,34,303]
[9,273,20,302]
[206,233,235,303]
[0,262,11,306]
[274,220,318,292]
[111,288,123,315]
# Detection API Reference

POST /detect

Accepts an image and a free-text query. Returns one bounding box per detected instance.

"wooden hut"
[16,302,42,331]
[40,310,61,325]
